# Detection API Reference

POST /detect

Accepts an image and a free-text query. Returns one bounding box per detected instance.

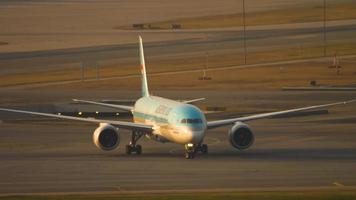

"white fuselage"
[132,96,207,145]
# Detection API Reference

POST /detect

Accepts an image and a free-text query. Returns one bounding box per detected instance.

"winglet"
[139,36,149,97]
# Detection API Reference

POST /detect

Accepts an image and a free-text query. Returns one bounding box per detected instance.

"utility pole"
[96,61,100,80]
[242,0,247,64]
[323,0,327,56]
[199,51,211,80]
[80,62,84,81]
[332,52,342,75]
[204,52,208,78]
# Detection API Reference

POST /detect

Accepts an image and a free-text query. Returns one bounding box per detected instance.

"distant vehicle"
[1,36,355,159]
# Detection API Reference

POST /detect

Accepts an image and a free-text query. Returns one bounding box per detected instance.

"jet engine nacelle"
[228,122,254,150]
[93,123,120,151]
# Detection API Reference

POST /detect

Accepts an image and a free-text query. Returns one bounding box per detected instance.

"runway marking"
[204,136,221,146]
[333,182,345,187]
[2,186,356,197]
[169,148,180,154]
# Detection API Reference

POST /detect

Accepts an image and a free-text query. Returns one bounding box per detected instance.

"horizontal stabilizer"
[182,98,206,104]
[73,99,133,112]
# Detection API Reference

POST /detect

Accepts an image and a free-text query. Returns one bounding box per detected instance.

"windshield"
[180,118,202,124]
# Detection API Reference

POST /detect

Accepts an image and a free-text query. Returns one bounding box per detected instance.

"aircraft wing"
[73,99,133,112]
[0,108,152,132]
[207,99,356,129]
[182,98,205,104]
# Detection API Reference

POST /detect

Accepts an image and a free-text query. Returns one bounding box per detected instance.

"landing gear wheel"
[185,152,189,159]
[195,144,208,154]
[201,144,208,154]
[185,151,195,159]
[125,144,142,155]
[136,145,142,155]
[125,145,132,154]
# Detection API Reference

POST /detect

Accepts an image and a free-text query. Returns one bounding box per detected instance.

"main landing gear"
[184,143,208,159]
[196,144,208,154]
[126,130,144,155]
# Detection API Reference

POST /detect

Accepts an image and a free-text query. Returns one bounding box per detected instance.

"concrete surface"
[0,90,355,194]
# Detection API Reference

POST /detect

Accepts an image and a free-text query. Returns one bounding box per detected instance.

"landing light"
[95,111,99,114]
[187,143,194,147]
[78,112,82,115]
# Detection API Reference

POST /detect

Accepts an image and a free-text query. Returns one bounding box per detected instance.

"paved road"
[0,16,356,195]
[0,90,355,195]
[1,20,355,74]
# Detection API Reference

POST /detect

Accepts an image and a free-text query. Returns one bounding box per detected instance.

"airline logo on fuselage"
[140,64,144,73]
[155,105,172,116]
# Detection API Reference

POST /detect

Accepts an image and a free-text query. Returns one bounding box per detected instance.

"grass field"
[4,55,351,93]
[55,59,356,91]
[2,190,356,200]
[122,1,356,29]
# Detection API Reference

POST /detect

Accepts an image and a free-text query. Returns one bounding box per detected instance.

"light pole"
[242,0,247,64]
[80,62,84,81]
[96,61,100,80]
[323,0,327,56]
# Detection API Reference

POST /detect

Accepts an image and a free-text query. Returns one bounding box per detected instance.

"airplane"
[0,36,355,159]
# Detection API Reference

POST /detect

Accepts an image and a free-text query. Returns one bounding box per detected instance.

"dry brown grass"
[1,40,356,88]
[0,41,8,46]
[34,57,356,93]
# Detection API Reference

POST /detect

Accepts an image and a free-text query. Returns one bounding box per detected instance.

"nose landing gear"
[184,143,208,159]
[185,143,195,159]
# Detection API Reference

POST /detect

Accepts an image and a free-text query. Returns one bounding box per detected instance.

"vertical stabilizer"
[139,36,149,97]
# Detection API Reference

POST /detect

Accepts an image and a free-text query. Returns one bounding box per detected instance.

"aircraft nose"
[187,129,205,144]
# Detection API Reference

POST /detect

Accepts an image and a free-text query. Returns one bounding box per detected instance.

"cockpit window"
[181,118,202,124]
